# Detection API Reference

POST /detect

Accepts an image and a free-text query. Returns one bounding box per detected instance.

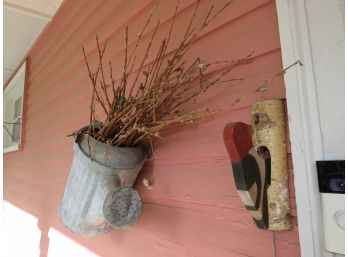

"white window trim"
[275,1,341,257]
[3,61,26,153]
[3,144,19,153]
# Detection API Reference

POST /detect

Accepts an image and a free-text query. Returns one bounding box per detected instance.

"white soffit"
[4,0,63,20]
[3,0,64,84]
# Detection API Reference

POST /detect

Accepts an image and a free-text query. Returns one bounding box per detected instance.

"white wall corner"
[275,0,343,257]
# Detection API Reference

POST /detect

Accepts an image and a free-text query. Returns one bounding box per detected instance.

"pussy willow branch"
[128,20,161,97]
[96,36,112,110]
[80,0,289,146]
[156,59,304,131]
[82,39,109,116]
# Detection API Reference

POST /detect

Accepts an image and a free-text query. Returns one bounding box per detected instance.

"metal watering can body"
[59,135,147,236]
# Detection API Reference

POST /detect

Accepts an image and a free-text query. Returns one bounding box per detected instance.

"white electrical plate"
[321,193,345,254]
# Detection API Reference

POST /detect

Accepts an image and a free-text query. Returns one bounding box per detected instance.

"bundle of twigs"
[79,0,252,147]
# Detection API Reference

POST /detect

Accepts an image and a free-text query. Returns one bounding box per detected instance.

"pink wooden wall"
[4,0,301,256]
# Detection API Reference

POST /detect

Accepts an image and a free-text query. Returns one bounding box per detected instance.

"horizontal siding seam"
[28,0,273,96]
[29,0,106,77]
[27,0,141,84]
[25,48,280,122]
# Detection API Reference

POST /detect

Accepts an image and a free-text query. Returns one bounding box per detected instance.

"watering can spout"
[103,187,142,228]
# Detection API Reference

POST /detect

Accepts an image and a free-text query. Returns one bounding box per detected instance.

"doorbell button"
[334,210,345,230]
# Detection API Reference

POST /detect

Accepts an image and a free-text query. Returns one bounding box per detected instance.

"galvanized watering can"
[59,134,147,236]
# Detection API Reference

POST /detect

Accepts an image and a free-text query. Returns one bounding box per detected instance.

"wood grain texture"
[4,0,300,256]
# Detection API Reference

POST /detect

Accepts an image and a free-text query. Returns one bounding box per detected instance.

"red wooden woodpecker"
[223,122,270,229]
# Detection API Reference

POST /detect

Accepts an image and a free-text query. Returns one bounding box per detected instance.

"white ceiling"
[3,0,64,84]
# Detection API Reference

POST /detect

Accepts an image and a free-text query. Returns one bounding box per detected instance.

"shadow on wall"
[2,201,99,257]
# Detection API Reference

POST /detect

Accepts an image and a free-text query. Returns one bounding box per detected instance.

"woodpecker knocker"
[223,122,270,229]
[223,100,292,231]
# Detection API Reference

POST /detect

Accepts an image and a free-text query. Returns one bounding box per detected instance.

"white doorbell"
[317,161,345,255]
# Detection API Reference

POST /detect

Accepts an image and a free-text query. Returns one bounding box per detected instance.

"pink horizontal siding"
[4,0,300,256]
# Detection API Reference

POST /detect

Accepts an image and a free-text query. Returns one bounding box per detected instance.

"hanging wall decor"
[58,0,257,236]
[58,0,301,235]
[223,100,292,231]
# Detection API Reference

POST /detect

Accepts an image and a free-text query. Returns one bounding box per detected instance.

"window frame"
[3,61,26,153]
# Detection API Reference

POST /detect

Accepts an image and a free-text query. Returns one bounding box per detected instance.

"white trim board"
[3,144,19,154]
[275,0,344,257]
